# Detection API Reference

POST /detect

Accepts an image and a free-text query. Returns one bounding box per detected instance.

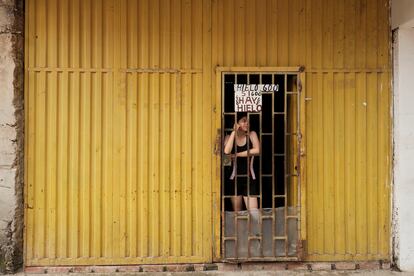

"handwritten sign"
[234,84,279,112]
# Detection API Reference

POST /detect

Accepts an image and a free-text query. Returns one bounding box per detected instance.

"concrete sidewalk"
[18,270,414,276]
[17,261,411,275]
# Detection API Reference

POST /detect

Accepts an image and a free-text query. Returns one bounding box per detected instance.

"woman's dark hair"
[237,112,248,122]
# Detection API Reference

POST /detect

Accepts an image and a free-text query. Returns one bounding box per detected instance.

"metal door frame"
[213,67,306,262]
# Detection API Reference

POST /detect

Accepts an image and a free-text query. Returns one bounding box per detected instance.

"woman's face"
[238,116,249,132]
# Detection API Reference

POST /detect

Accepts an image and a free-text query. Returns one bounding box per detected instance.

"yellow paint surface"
[25,0,391,265]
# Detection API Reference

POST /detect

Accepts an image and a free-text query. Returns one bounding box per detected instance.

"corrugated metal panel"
[25,0,212,265]
[210,0,391,261]
[302,0,391,260]
[304,71,390,261]
[25,0,391,265]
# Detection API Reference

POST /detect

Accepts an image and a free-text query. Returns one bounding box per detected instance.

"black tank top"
[233,137,253,176]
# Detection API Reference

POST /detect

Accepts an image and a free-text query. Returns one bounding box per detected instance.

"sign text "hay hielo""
[234,84,279,112]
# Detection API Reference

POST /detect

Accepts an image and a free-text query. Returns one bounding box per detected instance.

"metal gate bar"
[221,71,301,261]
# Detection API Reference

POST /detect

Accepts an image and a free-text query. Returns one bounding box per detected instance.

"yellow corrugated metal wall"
[25,0,212,265]
[211,0,391,262]
[25,0,391,265]
[303,0,391,261]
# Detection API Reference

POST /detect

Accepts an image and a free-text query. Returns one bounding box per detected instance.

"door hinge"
[214,128,221,155]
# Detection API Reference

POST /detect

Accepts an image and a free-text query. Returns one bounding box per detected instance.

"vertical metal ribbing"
[271,73,276,258]
[234,74,239,259]
[221,73,225,259]
[259,73,264,258]
[284,74,288,257]
[246,73,251,259]
[296,75,302,255]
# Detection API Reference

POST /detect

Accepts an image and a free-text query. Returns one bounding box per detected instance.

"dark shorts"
[228,177,259,196]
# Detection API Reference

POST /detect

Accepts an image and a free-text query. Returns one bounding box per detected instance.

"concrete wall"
[0,0,24,273]
[392,0,414,29]
[392,0,414,272]
[393,27,414,272]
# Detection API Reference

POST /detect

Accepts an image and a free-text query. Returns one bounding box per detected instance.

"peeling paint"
[0,0,24,273]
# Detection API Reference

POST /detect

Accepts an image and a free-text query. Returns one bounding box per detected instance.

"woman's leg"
[231,196,243,211]
[243,196,258,210]
[244,196,259,234]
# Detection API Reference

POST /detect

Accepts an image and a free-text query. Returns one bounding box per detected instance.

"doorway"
[220,69,304,261]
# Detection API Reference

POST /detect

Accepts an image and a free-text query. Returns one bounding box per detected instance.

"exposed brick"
[239,263,266,270]
[72,266,89,273]
[24,266,47,274]
[22,261,394,274]
[203,263,218,271]
[241,262,287,271]
[309,262,332,271]
[141,264,164,272]
[46,266,73,274]
[285,262,308,271]
[382,262,392,270]
[91,266,119,273]
[358,261,381,270]
[194,264,205,271]
[334,262,358,270]
[163,265,181,272]
[116,265,142,273]
[215,263,241,271]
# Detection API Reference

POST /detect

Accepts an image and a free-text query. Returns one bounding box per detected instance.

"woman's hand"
[233,123,240,132]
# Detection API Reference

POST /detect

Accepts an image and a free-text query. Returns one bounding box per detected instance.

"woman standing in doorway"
[223,113,260,212]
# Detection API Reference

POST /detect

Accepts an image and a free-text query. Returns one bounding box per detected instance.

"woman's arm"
[235,131,260,157]
[223,123,240,154]
[223,131,236,154]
